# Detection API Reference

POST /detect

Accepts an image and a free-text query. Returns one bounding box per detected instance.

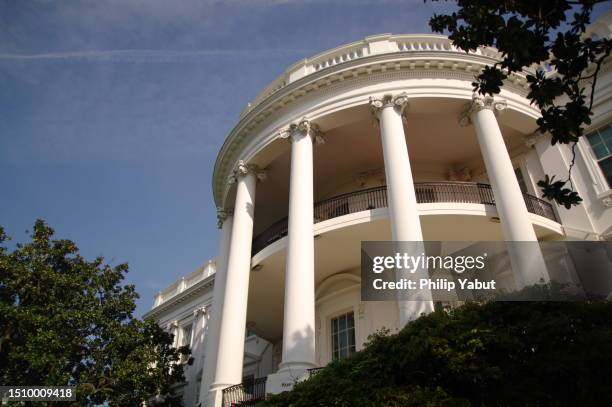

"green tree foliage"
[429,0,611,208]
[0,220,190,406]
[259,301,612,407]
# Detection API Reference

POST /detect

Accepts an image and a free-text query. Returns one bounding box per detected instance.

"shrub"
[259,301,612,406]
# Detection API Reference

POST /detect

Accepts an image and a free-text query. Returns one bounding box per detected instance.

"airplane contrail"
[0,48,312,62]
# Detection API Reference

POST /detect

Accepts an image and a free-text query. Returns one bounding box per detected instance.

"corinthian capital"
[459,93,507,127]
[193,306,208,317]
[231,160,267,182]
[278,118,325,144]
[369,92,410,118]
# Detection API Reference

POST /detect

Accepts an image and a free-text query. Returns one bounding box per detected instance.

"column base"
[266,364,314,395]
[206,382,230,407]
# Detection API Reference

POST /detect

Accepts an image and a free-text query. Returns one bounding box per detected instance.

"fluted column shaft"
[207,162,262,407]
[199,212,233,406]
[279,120,317,372]
[463,95,548,286]
[370,94,434,325]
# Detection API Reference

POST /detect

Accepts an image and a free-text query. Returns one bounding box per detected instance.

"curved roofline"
[211,33,510,207]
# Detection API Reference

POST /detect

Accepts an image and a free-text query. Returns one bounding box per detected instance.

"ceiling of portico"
[252,98,529,236]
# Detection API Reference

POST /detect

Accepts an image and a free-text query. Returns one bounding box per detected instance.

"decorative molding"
[369,92,409,119]
[524,131,548,148]
[355,168,386,187]
[216,208,233,229]
[227,160,267,185]
[447,167,472,182]
[193,306,208,317]
[358,302,366,320]
[459,93,507,127]
[277,117,325,144]
[143,275,216,321]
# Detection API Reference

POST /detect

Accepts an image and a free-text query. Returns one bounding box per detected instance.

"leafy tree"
[259,301,612,407]
[0,220,190,406]
[429,0,611,208]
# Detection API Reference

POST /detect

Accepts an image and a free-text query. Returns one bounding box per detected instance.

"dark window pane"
[601,126,612,143]
[592,143,609,159]
[331,312,356,360]
[339,315,346,331]
[599,156,612,188]
[339,331,347,349]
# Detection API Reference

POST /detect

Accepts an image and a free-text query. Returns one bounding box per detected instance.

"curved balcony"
[252,182,557,256]
[222,377,267,407]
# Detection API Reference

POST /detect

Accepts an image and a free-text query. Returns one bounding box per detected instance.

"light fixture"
[489,216,501,223]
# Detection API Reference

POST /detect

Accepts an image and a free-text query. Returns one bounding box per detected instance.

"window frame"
[585,123,612,190]
[329,311,356,361]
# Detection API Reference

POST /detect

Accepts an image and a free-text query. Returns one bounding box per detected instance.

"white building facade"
[147,13,612,407]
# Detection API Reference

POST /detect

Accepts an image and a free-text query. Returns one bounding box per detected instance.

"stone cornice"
[143,273,215,321]
[212,50,535,208]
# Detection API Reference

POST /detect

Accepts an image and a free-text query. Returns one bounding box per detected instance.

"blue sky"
[1,0,607,315]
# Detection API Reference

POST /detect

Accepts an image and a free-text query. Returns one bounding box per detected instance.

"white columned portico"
[369,93,434,326]
[266,119,321,394]
[199,211,233,406]
[207,162,264,407]
[461,94,548,286]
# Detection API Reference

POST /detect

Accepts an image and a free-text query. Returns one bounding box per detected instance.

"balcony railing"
[222,377,267,407]
[240,34,507,118]
[251,182,558,256]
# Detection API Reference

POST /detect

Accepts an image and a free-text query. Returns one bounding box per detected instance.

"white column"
[168,321,179,347]
[369,93,434,326]
[199,211,232,406]
[461,94,548,286]
[185,306,208,407]
[192,307,208,372]
[207,161,263,407]
[266,119,321,395]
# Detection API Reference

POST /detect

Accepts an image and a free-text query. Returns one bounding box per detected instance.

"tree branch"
[566,142,578,189]
[587,49,610,111]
